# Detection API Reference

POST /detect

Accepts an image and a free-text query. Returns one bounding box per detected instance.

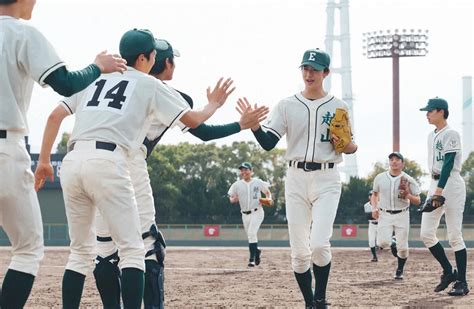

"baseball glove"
[398,176,409,199]
[259,197,274,207]
[418,195,445,213]
[329,108,352,153]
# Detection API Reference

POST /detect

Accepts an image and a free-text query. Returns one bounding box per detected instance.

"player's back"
[65,67,187,152]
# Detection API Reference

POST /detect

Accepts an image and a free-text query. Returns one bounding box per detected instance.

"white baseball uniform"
[228,178,270,243]
[364,202,378,248]
[372,172,420,258]
[59,67,190,275]
[0,16,66,276]
[420,126,466,251]
[262,93,351,271]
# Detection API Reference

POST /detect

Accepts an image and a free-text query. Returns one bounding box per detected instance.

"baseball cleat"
[248,260,255,267]
[371,257,378,262]
[447,280,470,296]
[313,298,330,309]
[434,270,457,292]
[394,269,404,280]
[255,249,261,265]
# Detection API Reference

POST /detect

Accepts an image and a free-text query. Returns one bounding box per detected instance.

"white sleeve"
[443,130,461,154]
[262,100,286,139]
[151,81,190,128]
[19,26,65,86]
[372,175,380,193]
[59,95,78,115]
[228,183,236,196]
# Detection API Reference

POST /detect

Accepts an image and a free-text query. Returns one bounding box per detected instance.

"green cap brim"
[300,62,326,71]
[419,106,433,111]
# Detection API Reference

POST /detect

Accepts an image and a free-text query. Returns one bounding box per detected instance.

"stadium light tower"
[363,29,429,152]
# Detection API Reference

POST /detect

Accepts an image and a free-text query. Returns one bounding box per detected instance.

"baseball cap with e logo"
[300,49,331,71]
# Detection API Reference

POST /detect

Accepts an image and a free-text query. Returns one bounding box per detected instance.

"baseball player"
[371,152,421,280]
[0,0,126,307]
[363,191,378,262]
[34,28,234,308]
[239,49,357,309]
[228,162,272,267]
[419,97,469,296]
[92,39,268,309]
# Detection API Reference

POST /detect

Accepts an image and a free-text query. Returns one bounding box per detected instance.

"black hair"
[0,0,17,4]
[324,68,330,73]
[122,48,154,68]
[149,56,174,75]
[436,108,449,119]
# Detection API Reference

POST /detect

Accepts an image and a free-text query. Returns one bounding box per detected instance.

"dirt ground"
[0,247,473,308]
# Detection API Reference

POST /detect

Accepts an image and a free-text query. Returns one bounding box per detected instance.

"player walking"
[0,0,126,307]
[228,162,272,267]
[371,152,421,280]
[419,97,470,296]
[363,191,378,262]
[240,49,357,308]
[34,28,233,308]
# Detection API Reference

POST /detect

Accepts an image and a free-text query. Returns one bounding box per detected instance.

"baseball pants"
[285,166,341,272]
[377,210,410,258]
[96,147,157,262]
[368,222,378,248]
[420,173,466,251]
[241,207,264,243]
[60,141,145,275]
[0,132,43,276]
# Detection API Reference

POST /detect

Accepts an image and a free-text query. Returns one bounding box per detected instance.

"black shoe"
[313,299,330,308]
[248,259,255,267]
[390,239,398,258]
[434,270,457,292]
[371,257,378,262]
[447,280,470,296]
[394,269,404,280]
[255,249,261,266]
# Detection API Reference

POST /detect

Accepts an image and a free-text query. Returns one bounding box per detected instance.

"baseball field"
[1,247,473,308]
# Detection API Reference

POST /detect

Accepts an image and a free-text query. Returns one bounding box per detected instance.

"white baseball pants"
[377,210,410,258]
[368,222,378,248]
[241,207,264,243]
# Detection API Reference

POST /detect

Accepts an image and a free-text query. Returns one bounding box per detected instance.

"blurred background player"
[371,152,421,280]
[364,191,378,262]
[0,0,126,307]
[419,97,469,296]
[228,162,272,267]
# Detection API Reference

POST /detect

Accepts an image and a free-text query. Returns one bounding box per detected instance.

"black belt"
[242,208,258,215]
[371,221,378,225]
[380,208,407,214]
[289,161,335,171]
[432,174,440,180]
[0,130,6,139]
[70,141,117,152]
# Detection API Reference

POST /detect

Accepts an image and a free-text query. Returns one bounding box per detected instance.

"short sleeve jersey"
[0,16,65,133]
[263,93,353,163]
[61,67,190,151]
[372,171,421,211]
[427,125,463,174]
[228,178,270,212]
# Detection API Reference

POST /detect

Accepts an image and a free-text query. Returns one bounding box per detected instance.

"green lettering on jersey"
[321,111,334,125]
[321,128,331,142]
[436,152,444,162]
[436,140,443,151]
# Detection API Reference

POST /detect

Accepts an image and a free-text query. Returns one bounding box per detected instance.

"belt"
[242,208,258,215]
[0,130,6,139]
[379,207,409,214]
[370,221,378,225]
[289,161,335,171]
[70,141,117,152]
[432,174,440,180]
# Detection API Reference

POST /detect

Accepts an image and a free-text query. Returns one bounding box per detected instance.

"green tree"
[337,176,372,224]
[56,132,70,154]
[366,157,426,185]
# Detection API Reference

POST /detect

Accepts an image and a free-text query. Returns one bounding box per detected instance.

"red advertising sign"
[203,225,220,237]
[341,225,357,238]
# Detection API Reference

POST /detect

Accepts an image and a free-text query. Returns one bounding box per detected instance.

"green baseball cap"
[119,28,159,57]
[238,162,253,170]
[300,49,331,71]
[155,39,181,62]
[389,152,404,162]
[419,97,449,111]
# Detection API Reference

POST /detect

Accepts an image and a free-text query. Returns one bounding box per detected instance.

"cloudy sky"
[26,0,473,183]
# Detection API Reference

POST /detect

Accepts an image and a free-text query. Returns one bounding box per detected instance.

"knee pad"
[143,224,166,266]
[93,251,121,308]
[144,260,164,309]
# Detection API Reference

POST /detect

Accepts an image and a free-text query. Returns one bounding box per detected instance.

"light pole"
[363,29,429,152]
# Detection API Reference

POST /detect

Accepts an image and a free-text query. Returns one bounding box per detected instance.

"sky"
[26,0,473,183]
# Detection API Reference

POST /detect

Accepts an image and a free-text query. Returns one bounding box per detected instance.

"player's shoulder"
[328,95,349,109]
[401,172,417,183]
[443,126,461,137]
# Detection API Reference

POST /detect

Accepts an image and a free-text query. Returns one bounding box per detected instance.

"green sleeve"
[252,127,279,151]
[44,64,101,97]
[438,152,456,189]
[188,122,241,141]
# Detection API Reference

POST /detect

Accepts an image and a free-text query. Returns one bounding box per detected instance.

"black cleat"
[447,280,470,296]
[255,249,261,266]
[371,257,378,262]
[313,299,330,308]
[247,260,255,267]
[394,269,404,280]
[434,270,457,292]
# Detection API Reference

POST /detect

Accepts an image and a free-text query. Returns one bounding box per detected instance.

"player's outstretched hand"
[371,208,380,220]
[236,98,269,130]
[34,162,54,192]
[207,77,235,107]
[94,51,127,74]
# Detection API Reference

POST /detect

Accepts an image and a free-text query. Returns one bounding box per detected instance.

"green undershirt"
[44,64,101,97]
[437,152,455,189]
[252,127,279,151]
[189,122,241,141]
